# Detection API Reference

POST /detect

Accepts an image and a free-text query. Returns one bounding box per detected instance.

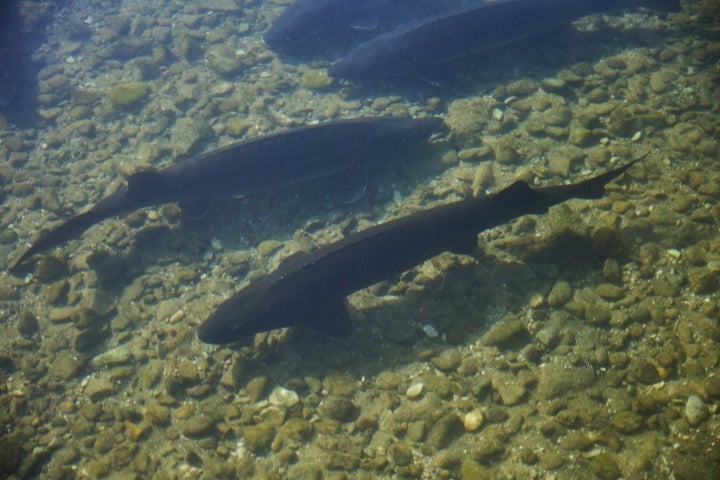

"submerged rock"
[685,395,709,426]
[108,82,149,108]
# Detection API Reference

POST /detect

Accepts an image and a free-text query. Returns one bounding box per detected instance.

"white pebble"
[422,324,439,338]
[463,409,484,432]
[492,108,504,121]
[268,386,299,408]
[405,382,424,399]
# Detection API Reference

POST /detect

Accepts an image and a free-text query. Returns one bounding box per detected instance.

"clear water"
[0,0,718,478]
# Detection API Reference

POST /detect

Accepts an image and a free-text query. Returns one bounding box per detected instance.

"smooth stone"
[536,365,595,399]
[547,280,573,306]
[596,283,624,300]
[91,344,133,368]
[406,382,424,399]
[481,316,527,347]
[182,414,215,437]
[269,386,300,408]
[685,394,709,426]
[431,349,462,372]
[463,409,484,432]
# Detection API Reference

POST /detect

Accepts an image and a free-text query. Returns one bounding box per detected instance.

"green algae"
[300,69,333,90]
[108,82,150,108]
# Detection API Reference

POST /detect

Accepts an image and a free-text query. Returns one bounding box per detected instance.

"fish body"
[197,159,641,344]
[263,0,470,58]
[328,0,681,81]
[9,116,444,272]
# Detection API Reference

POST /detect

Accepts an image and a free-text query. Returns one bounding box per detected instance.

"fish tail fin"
[537,153,647,203]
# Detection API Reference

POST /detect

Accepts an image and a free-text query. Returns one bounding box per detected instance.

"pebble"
[91,344,133,368]
[481,315,527,347]
[431,349,461,372]
[182,414,215,437]
[547,280,573,306]
[536,365,595,399]
[463,409,484,432]
[16,310,39,336]
[268,386,300,408]
[405,382,424,399]
[421,324,439,338]
[684,394,709,426]
[492,375,527,406]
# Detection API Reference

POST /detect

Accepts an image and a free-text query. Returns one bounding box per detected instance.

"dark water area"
[0,0,719,478]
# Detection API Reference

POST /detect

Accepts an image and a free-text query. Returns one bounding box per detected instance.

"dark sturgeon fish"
[197,158,642,344]
[328,0,681,81]
[8,116,444,272]
[263,0,470,58]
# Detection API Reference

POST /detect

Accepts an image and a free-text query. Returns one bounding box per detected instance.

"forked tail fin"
[535,153,647,203]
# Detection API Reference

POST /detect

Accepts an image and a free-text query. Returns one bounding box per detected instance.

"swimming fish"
[8,116,444,272]
[263,0,471,58]
[197,157,643,344]
[328,0,681,81]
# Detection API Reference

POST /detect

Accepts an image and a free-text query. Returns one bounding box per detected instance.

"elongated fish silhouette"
[8,116,444,272]
[197,157,643,344]
[328,0,680,81]
[263,0,472,58]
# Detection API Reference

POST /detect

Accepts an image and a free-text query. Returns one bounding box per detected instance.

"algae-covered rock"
[547,280,573,307]
[319,395,356,421]
[258,239,283,257]
[207,44,243,75]
[431,349,462,372]
[300,69,333,90]
[536,364,595,399]
[612,410,643,433]
[109,82,149,108]
[16,310,39,336]
[182,414,215,437]
[481,315,527,347]
[34,255,68,283]
[446,96,498,147]
[49,350,82,380]
[242,423,275,453]
[226,116,250,137]
[590,452,621,480]
[0,228,17,244]
[170,117,213,156]
[426,411,463,449]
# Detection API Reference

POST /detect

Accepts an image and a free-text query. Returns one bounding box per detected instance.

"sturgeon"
[197,157,642,344]
[9,116,444,272]
[328,0,681,81]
